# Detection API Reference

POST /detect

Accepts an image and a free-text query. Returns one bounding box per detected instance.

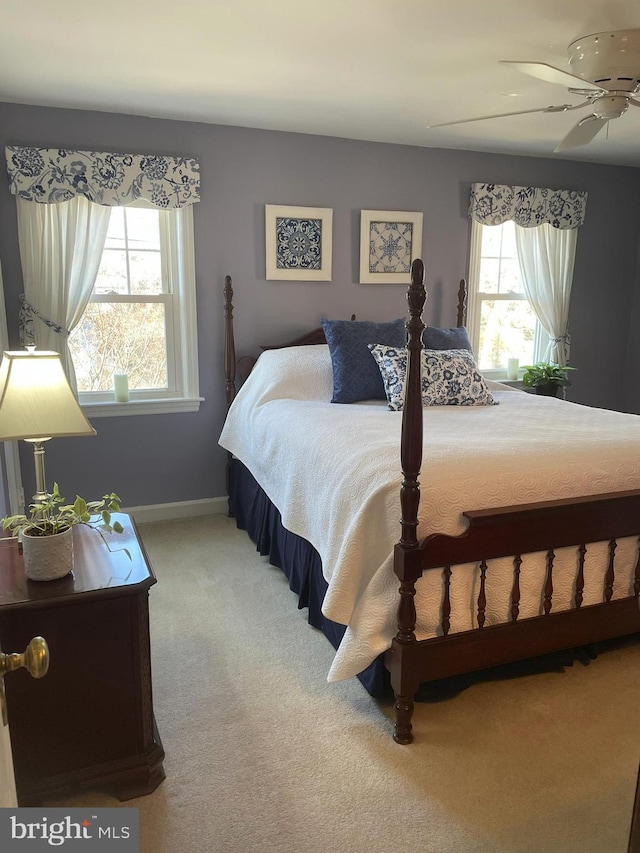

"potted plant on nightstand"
[1,483,130,581]
[521,362,577,397]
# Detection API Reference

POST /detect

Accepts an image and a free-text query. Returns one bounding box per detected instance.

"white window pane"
[76,205,199,410]
[104,207,126,250]
[498,258,524,294]
[479,258,500,293]
[125,208,161,251]
[477,299,536,369]
[129,252,163,294]
[69,301,168,392]
[94,251,128,294]
[499,220,518,257]
[480,224,504,256]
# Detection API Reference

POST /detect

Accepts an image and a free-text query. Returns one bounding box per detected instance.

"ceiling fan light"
[592,95,630,119]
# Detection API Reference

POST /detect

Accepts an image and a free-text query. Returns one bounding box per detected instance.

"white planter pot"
[22,526,74,581]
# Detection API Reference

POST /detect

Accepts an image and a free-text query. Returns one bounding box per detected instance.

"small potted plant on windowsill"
[521,362,577,397]
[1,483,130,581]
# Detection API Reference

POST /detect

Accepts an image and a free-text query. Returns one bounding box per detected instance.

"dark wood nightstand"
[0,514,165,804]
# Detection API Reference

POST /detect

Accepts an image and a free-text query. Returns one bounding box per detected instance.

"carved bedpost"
[400,258,426,550]
[224,276,236,517]
[390,258,427,745]
[456,278,467,328]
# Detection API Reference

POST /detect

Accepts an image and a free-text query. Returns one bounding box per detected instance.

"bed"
[219,262,640,743]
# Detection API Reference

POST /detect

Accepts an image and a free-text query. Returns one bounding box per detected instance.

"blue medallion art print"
[368,220,413,274]
[275,216,322,270]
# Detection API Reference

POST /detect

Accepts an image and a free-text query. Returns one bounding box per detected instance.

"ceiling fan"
[429,29,640,151]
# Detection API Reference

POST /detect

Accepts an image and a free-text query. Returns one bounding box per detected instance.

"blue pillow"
[423,326,472,351]
[322,317,406,403]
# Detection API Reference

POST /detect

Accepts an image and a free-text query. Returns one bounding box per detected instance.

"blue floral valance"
[5,146,200,208]
[469,183,587,229]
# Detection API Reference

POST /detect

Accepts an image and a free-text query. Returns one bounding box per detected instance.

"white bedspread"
[219,345,640,682]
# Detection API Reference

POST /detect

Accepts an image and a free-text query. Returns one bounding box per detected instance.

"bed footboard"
[386,490,640,744]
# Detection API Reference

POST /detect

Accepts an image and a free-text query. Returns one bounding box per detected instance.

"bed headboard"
[223,271,468,407]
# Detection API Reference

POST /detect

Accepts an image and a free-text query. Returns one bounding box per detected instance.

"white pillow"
[368,345,497,410]
[243,345,334,402]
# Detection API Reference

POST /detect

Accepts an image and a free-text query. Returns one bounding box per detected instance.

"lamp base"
[23,437,52,505]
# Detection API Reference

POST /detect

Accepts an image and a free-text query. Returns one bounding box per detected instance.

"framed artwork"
[265,204,333,280]
[359,210,423,284]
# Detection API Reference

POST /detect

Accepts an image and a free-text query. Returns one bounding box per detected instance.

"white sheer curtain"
[16,195,110,390]
[514,223,578,366]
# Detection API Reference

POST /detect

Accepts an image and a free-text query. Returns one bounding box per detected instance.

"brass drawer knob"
[0,637,49,679]
[0,637,49,726]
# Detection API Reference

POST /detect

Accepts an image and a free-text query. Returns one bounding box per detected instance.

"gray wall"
[623,231,640,412]
[1,101,639,507]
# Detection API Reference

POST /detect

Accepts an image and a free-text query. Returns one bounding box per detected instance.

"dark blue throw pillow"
[423,326,472,351]
[322,317,406,403]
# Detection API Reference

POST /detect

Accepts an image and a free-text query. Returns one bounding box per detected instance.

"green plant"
[1,483,130,558]
[521,361,576,388]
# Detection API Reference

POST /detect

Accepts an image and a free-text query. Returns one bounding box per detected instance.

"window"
[467,219,548,377]
[68,204,200,416]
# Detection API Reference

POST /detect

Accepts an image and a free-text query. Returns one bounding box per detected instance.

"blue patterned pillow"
[322,317,406,403]
[422,349,495,406]
[423,326,472,352]
[368,345,496,410]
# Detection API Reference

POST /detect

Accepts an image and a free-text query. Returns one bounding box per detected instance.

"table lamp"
[0,348,96,503]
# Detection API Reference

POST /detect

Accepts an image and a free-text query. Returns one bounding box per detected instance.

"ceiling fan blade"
[500,61,607,93]
[554,115,609,152]
[428,102,587,129]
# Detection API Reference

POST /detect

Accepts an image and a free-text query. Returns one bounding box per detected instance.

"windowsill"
[482,374,526,390]
[80,397,204,418]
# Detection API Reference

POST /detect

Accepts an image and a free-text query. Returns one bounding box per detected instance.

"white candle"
[114,373,129,402]
[507,358,519,381]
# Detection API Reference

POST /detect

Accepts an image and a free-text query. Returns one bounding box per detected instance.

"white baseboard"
[124,496,228,524]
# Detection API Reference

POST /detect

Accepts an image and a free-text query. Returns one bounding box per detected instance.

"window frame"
[467,219,547,380]
[74,203,202,418]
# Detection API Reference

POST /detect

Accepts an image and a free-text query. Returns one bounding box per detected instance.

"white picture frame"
[265,204,333,281]
[359,209,423,284]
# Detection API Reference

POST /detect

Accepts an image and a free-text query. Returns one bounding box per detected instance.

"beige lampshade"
[0,349,96,441]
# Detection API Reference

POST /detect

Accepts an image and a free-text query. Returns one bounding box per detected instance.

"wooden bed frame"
[223,265,640,744]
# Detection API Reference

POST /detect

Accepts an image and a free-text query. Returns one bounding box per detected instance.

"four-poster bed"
[220,261,640,744]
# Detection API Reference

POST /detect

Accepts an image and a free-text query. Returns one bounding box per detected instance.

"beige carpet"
[46,514,640,853]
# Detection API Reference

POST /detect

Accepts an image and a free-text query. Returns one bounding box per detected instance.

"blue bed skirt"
[228,458,393,698]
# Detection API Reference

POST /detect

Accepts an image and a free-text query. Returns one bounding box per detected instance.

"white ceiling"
[2,0,640,167]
